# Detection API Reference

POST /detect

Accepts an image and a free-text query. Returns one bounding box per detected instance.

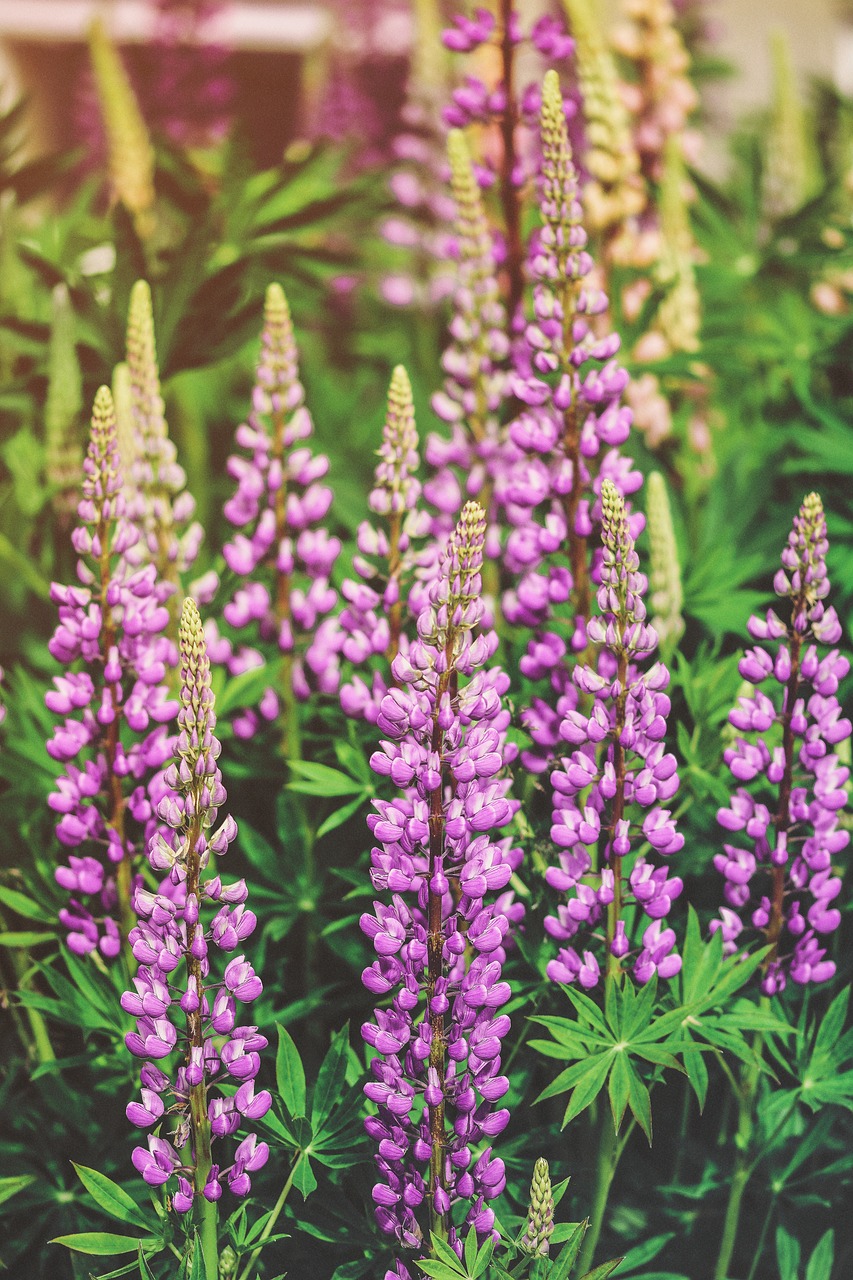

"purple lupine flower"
[124,279,204,631]
[505,70,643,770]
[221,283,341,748]
[361,502,521,1270]
[544,480,683,988]
[339,365,437,724]
[47,386,178,959]
[711,494,850,995]
[124,599,270,1212]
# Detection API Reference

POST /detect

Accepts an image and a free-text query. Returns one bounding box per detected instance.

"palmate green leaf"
[579,1258,623,1280]
[562,1054,613,1129]
[560,986,610,1037]
[608,1051,631,1131]
[682,1044,709,1110]
[275,1024,307,1117]
[0,1174,36,1206]
[0,885,54,922]
[812,986,850,1066]
[71,1164,156,1233]
[626,1061,653,1143]
[550,1220,588,1280]
[287,761,366,798]
[50,1232,157,1256]
[775,1225,801,1280]
[805,1230,834,1280]
[312,1024,351,1133]
[292,1153,318,1200]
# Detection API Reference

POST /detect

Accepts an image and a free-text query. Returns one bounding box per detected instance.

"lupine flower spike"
[124,599,270,1252]
[521,1158,555,1256]
[339,365,433,724]
[44,283,83,529]
[88,18,157,242]
[220,282,341,750]
[712,494,850,994]
[125,279,203,636]
[426,129,510,565]
[545,479,684,988]
[645,471,684,658]
[47,386,178,959]
[361,501,522,1271]
[504,70,642,770]
[562,0,644,254]
[762,30,820,222]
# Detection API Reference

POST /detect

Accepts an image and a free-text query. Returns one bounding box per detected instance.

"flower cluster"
[361,502,522,1269]
[645,470,684,658]
[711,493,850,994]
[47,386,177,959]
[339,365,434,723]
[219,283,341,743]
[503,71,642,766]
[545,480,683,988]
[124,599,270,1210]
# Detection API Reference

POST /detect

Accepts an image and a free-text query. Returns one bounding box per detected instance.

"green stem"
[745,1198,775,1280]
[235,1152,303,1280]
[576,1108,619,1275]
[713,1030,764,1280]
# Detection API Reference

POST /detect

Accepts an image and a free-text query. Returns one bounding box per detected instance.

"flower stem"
[235,1152,303,1280]
[577,1107,619,1275]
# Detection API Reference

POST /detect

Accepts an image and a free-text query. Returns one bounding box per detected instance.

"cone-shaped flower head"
[47,386,178,960]
[521,1158,555,1256]
[371,365,422,518]
[361,500,522,1263]
[762,30,820,221]
[646,471,684,656]
[123,599,270,1210]
[112,360,136,493]
[339,365,432,724]
[563,0,645,239]
[544,479,683,987]
[88,18,156,241]
[220,282,340,741]
[125,280,201,617]
[712,494,850,994]
[652,137,700,354]
[45,283,83,525]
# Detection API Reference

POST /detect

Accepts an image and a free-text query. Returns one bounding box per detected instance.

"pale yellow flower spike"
[647,471,684,658]
[654,137,701,354]
[88,18,156,242]
[562,0,645,243]
[762,29,821,222]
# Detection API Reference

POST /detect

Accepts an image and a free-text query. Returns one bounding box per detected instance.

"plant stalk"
[235,1151,303,1280]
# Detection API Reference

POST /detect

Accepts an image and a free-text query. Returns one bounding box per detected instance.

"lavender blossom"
[124,599,270,1223]
[711,494,850,994]
[339,365,434,723]
[361,501,522,1269]
[47,386,178,959]
[505,70,642,768]
[545,480,683,989]
[220,283,341,748]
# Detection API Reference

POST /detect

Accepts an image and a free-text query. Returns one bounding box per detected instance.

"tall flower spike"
[646,471,684,657]
[44,283,83,528]
[562,0,644,249]
[762,30,820,222]
[361,501,522,1269]
[47,386,178,960]
[503,70,642,771]
[545,479,683,988]
[125,280,202,631]
[611,0,699,188]
[112,360,136,493]
[651,137,700,355]
[711,494,850,995]
[220,283,341,749]
[88,19,157,242]
[521,1158,555,1256]
[124,599,270,1238]
[339,365,433,725]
